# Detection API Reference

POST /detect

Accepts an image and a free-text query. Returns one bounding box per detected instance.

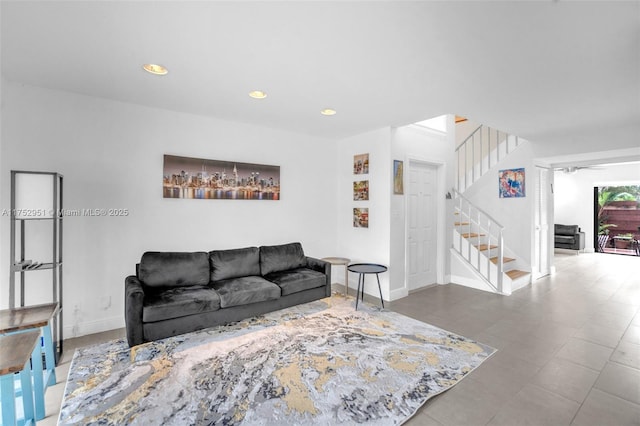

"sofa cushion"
[555,224,579,236]
[555,235,576,245]
[265,268,326,296]
[139,252,210,288]
[143,286,221,323]
[260,242,306,275]
[212,276,281,308]
[209,247,261,282]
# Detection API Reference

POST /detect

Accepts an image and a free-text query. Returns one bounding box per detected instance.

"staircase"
[456,124,523,192]
[452,123,530,295]
[452,189,530,294]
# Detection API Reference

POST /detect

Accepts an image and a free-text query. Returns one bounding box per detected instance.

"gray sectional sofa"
[125,242,331,347]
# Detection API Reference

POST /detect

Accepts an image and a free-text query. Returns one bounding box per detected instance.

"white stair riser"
[452,227,530,295]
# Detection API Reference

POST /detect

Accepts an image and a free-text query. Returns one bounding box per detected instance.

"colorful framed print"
[353,180,369,201]
[353,208,369,228]
[353,153,369,175]
[393,160,404,194]
[498,168,525,198]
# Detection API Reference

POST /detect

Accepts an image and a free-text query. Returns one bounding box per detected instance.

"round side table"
[321,257,351,296]
[347,263,387,310]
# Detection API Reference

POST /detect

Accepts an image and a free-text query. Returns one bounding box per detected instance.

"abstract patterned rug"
[59,294,496,425]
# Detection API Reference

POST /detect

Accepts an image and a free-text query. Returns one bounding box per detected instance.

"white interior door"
[407,161,438,290]
[534,166,552,279]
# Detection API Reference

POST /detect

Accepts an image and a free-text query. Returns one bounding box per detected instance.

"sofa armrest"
[306,256,332,296]
[125,275,145,347]
[577,231,586,250]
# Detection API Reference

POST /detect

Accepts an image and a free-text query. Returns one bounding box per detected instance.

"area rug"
[59,294,496,425]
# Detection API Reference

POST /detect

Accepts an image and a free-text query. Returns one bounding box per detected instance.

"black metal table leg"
[375,273,384,308]
[355,273,362,310]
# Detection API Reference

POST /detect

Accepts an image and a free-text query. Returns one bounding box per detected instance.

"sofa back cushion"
[139,252,210,288]
[260,242,306,275]
[555,224,579,236]
[209,247,261,282]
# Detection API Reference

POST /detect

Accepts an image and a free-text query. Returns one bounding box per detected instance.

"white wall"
[0,75,4,302]
[554,163,640,252]
[0,81,338,337]
[336,128,392,299]
[389,121,455,299]
[455,119,480,147]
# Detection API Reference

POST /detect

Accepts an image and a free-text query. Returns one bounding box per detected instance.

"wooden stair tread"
[490,257,516,264]
[505,270,529,280]
[475,244,497,251]
[454,222,470,226]
[461,232,485,238]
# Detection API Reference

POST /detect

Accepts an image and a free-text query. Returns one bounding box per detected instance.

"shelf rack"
[9,170,63,363]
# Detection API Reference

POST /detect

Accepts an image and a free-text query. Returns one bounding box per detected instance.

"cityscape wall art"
[163,154,280,200]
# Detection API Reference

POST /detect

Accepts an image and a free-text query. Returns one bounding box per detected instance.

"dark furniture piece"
[125,242,331,347]
[554,224,585,251]
[347,263,387,310]
[597,234,609,253]
[612,235,632,250]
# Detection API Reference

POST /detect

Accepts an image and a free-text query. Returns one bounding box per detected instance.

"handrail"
[455,125,482,152]
[455,123,523,192]
[452,188,504,229]
[452,188,505,293]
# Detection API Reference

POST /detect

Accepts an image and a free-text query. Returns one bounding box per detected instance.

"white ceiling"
[1,1,639,143]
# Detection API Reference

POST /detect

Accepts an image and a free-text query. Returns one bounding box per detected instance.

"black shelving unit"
[9,170,63,363]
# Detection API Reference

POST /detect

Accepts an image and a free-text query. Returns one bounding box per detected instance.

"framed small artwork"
[393,160,404,194]
[353,153,369,175]
[498,168,525,198]
[353,208,369,228]
[353,180,369,201]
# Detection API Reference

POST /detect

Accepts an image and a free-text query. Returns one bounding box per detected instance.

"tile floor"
[41,252,639,425]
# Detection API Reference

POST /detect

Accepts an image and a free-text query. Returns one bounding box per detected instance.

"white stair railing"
[455,124,523,192]
[452,188,505,293]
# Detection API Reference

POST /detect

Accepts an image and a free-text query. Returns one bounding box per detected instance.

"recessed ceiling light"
[142,64,168,75]
[249,90,267,99]
[320,108,337,116]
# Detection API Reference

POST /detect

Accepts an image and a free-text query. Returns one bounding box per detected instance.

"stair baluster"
[453,188,505,293]
[455,124,525,192]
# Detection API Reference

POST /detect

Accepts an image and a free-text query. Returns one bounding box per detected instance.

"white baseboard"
[554,248,588,255]
[64,316,124,339]
[389,287,409,301]
[450,274,498,294]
